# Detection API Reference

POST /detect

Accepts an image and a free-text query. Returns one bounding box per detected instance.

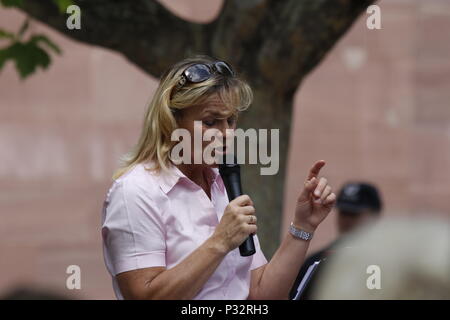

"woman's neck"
[176,164,211,196]
[177,164,212,199]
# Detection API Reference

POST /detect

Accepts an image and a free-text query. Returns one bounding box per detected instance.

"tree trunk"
[238,88,293,257]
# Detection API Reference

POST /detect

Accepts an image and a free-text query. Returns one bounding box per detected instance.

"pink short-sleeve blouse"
[101,162,268,299]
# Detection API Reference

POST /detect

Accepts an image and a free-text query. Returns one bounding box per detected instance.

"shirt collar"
[152,163,224,194]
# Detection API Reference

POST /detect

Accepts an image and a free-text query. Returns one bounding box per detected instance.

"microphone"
[219,155,256,257]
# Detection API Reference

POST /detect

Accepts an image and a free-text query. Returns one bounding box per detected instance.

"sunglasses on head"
[174,61,235,92]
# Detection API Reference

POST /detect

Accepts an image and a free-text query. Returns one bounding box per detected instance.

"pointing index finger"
[307,160,326,180]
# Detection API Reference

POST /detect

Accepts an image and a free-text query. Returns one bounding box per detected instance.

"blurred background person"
[289,182,383,299]
[312,217,450,299]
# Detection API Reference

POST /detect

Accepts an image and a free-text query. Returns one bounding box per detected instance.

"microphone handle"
[224,174,256,257]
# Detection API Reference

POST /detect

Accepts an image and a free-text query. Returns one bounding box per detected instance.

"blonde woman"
[101,55,336,300]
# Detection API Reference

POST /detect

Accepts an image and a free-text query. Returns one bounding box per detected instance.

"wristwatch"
[289,222,313,241]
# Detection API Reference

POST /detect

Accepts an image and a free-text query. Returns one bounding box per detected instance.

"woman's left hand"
[293,160,336,233]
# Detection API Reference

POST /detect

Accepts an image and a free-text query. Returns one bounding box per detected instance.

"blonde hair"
[112,55,253,180]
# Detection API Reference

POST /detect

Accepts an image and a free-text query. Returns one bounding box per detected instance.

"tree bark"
[237,88,293,256]
[20,0,375,257]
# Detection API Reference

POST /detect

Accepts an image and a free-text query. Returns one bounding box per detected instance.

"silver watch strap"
[289,222,313,241]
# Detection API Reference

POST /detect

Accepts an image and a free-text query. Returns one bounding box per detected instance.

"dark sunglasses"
[175,61,235,91]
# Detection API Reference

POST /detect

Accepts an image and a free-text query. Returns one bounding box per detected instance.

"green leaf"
[0,29,61,79]
[0,0,24,8]
[0,29,15,40]
[52,0,74,13]
[9,42,36,78]
[30,34,62,55]
[17,42,51,78]
[0,41,52,79]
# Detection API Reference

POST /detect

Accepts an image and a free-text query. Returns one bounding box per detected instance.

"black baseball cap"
[336,182,383,214]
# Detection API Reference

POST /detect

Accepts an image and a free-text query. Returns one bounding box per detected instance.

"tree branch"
[21,0,375,91]
[21,0,214,77]
[205,0,376,96]
[256,0,377,95]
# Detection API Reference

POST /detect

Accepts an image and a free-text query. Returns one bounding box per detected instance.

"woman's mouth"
[214,145,228,155]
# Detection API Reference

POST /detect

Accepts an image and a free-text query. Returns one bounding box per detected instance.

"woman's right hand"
[210,194,257,253]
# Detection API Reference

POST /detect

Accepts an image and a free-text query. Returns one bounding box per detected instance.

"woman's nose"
[216,120,234,140]
[218,119,230,133]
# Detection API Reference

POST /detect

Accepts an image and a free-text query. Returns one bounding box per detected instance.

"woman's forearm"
[251,231,311,300]
[145,236,228,299]
[250,161,336,300]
